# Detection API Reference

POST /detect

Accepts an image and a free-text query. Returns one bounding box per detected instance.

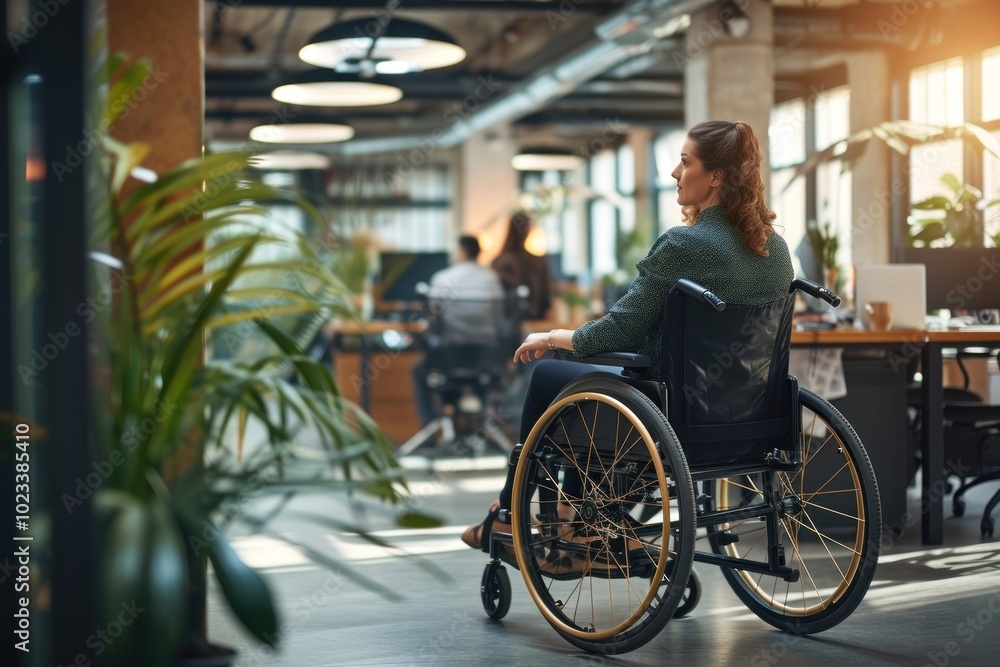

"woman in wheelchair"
[462,121,881,655]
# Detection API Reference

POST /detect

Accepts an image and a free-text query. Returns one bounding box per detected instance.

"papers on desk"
[789,348,847,401]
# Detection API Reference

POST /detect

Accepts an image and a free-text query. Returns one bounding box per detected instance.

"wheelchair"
[477,278,882,655]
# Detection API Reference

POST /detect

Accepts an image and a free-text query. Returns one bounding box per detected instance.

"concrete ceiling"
[203,0,1000,151]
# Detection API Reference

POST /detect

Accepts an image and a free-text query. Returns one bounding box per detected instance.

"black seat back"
[422,294,509,404]
[661,290,797,466]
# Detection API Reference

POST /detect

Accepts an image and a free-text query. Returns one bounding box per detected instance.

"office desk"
[792,328,1000,545]
[329,320,427,440]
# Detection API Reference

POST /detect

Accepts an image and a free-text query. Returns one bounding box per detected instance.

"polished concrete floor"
[208,458,1000,667]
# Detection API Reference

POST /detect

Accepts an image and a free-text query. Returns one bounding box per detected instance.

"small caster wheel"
[953,498,966,518]
[673,569,702,619]
[481,563,511,620]
[982,517,995,540]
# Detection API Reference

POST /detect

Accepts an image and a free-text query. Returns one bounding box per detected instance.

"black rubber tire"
[709,387,881,634]
[672,570,702,619]
[510,374,697,655]
[481,563,511,620]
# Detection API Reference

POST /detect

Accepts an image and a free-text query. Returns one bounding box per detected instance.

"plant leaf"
[207,532,280,647]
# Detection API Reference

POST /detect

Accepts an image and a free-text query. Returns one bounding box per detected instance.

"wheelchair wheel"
[708,387,881,634]
[509,375,697,654]
[663,568,701,619]
[481,563,511,620]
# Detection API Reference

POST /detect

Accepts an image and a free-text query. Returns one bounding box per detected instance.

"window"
[984,47,1000,122]
[768,87,852,284]
[585,145,637,282]
[652,127,687,233]
[909,58,965,206]
[908,51,1000,247]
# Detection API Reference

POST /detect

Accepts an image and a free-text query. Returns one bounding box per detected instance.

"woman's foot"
[461,500,510,552]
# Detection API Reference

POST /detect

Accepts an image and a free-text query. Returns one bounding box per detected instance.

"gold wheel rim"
[511,391,672,640]
[717,405,865,615]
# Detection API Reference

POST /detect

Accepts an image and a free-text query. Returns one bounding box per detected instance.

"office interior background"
[4,1,1000,666]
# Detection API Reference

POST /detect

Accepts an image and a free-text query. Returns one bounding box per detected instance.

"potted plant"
[908,173,1000,247]
[805,217,842,291]
[89,56,438,666]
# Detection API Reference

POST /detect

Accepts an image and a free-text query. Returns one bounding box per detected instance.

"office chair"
[907,350,1000,538]
[398,292,515,458]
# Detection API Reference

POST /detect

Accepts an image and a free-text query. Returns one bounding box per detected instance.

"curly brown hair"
[680,120,776,257]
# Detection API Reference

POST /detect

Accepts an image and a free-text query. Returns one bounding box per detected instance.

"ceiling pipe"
[306,0,715,156]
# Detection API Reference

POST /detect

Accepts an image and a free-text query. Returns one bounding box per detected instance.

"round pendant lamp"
[249,122,355,144]
[299,17,466,73]
[512,147,585,172]
[271,71,403,107]
[250,151,331,171]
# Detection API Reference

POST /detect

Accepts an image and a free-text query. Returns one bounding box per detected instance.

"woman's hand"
[513,329,574,364]
[513,332,552,364]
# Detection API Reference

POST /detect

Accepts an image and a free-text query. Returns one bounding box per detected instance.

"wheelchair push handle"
[669,278,726,312]
[790,278,842,308]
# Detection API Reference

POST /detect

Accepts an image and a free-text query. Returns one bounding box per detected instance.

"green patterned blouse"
[572,205,794,378]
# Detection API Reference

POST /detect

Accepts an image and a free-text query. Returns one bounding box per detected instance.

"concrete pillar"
[108,0,203,173]
[459,125,519,257]
[683,0,774,182]
[846,52,892,265]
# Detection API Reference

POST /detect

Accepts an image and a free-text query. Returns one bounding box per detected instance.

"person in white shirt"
[413,235,504,425]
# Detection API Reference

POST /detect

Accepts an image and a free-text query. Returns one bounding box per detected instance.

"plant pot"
[175,639,238,667]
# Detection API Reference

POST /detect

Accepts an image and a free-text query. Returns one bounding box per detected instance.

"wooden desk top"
[329,319,428,336]
[791,327,1000,345]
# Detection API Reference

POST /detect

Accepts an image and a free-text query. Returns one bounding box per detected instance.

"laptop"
[854,263,927,330]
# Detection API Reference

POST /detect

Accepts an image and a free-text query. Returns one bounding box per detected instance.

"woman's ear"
[710,169,724,188]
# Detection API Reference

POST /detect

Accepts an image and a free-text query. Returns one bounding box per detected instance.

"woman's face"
[671,137,722,209]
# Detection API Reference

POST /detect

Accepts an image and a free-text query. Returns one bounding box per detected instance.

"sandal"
[461,507,511,553]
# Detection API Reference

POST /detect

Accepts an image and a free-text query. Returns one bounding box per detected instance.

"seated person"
[412,235,504,426]
[492,210,553,320]
[461,120,795,560]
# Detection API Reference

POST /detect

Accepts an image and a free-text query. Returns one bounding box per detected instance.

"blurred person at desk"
[492,210,553,320]
[412,234,504,426]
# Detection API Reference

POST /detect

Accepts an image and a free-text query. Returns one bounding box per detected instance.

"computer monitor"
[903,247,1000,313]
[378,251,450,302]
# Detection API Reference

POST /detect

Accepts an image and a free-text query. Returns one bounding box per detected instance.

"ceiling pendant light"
[271,71,403,107]
[249,122,355,144]
[250,151,331,171]
[512,147,585,172]
[299,17,466,74]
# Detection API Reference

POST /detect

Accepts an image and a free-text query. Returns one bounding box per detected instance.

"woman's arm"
[513,328,574,364]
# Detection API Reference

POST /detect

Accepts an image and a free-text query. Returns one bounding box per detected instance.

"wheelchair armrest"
[554,350,652,368]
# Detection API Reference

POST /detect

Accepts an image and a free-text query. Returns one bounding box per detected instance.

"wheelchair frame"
[477,278,882,655]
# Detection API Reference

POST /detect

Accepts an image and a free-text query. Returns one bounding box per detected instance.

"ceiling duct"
[321,0,716,156]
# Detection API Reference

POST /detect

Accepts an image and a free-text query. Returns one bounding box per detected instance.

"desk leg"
[360,335,371,415]
[921,343,944,545]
